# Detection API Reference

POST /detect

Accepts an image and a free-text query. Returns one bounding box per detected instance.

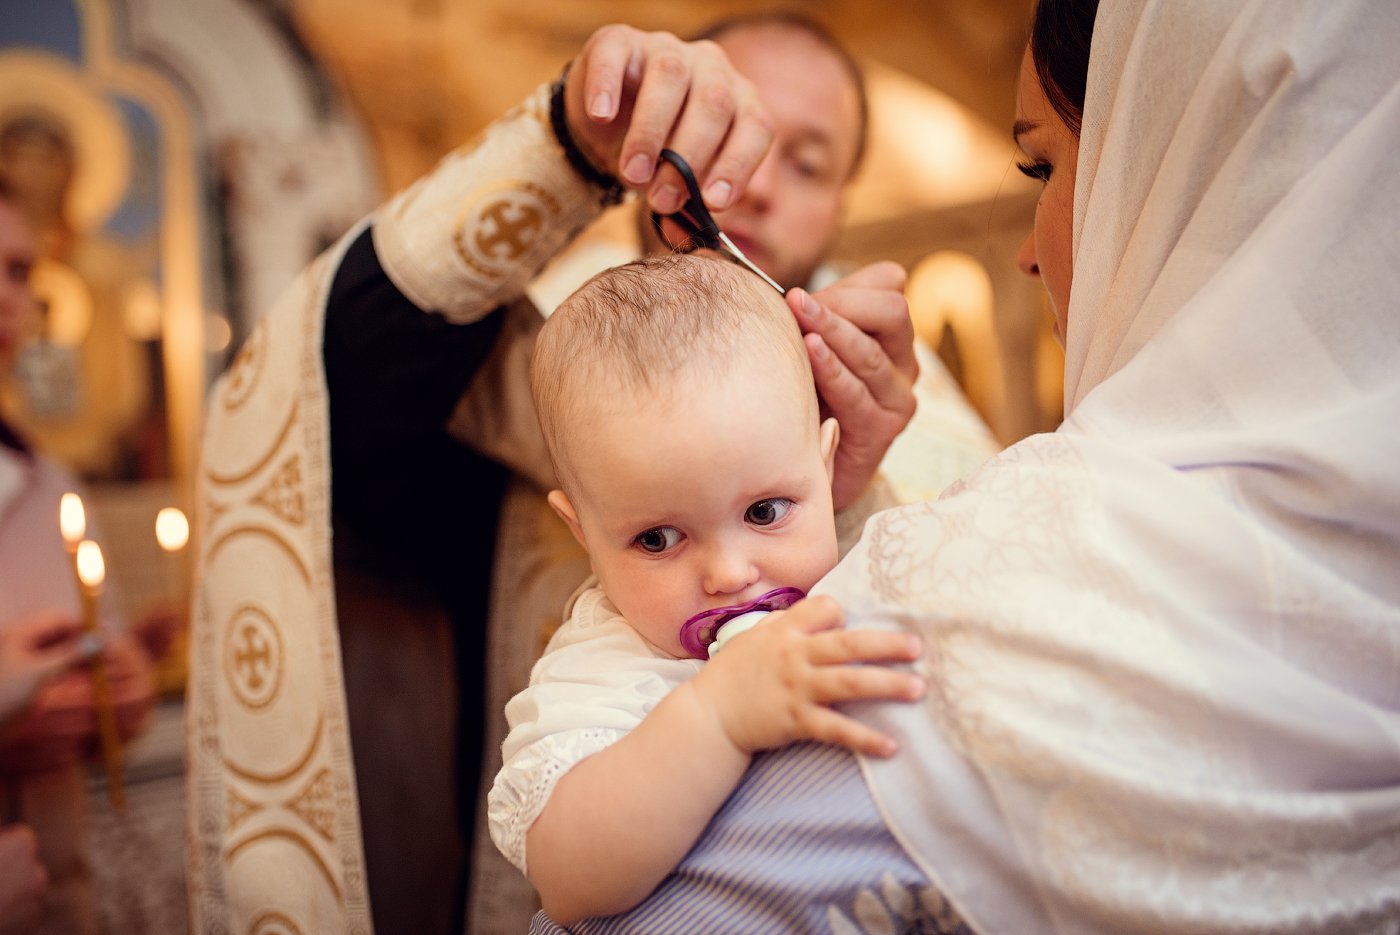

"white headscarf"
[827,0,1400,930]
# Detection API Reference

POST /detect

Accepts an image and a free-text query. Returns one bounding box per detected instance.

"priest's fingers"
[795,706,902,759]
[796,280,919,392]
[793,288,917,510]
[660,44,770,213]
[696,94,771,214]
[826,260,908,294]
[571,24,635,126]
[621,39,694,199]
[567,26,648,184]
[568,27,770,215]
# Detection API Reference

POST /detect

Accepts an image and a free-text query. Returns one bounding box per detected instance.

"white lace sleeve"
[487,725,627,875]
[486,584,701,876]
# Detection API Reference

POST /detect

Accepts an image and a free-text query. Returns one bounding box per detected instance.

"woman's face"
[1014,49,1080,346]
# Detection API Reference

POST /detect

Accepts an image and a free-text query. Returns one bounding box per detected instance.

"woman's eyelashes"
[1016,160,1053,183]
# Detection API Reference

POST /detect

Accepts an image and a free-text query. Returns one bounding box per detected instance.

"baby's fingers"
[810,628,922,666]
[799,707,902,759]
[813,663,925,707]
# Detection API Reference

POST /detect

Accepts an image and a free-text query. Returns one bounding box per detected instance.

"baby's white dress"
[487,580,701,874]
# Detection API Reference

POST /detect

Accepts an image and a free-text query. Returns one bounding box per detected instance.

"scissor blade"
[716,232,785,295]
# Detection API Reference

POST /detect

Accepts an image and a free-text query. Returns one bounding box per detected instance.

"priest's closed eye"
[745,498,793,526]
[1016,160,1053,183]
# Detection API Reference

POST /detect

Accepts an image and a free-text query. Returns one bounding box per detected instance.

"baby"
[487,254,925,924]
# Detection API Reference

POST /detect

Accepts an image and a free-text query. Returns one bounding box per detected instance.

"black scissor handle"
[652,148,721,250]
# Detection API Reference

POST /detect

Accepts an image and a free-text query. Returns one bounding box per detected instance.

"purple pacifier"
[678,586,805,660]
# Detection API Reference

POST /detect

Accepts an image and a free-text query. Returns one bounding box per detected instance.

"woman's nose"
[1016,229,1040,279]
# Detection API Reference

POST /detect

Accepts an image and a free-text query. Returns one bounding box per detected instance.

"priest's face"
[0,198,36,375]
[550,361,839,659]
[1014,49,1080,346]
[642,23,863,291]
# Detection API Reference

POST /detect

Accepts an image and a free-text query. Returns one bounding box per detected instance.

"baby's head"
[531,254,840,658]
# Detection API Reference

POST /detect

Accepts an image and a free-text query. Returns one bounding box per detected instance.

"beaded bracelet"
[549,63,626,207]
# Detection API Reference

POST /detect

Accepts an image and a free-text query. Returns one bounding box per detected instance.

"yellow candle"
[75,539,125,813]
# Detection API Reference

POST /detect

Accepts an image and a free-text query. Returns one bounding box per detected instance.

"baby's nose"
[702,548,759,596]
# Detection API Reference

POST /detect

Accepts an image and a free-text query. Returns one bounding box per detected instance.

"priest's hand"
[789,262,919,510]
[564,25,772,216]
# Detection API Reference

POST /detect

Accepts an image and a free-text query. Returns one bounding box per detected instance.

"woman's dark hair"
[1029,0,1099,137]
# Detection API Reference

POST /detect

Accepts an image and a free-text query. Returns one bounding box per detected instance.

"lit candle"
[154,507,189,555]
[155,507,189,597]
[60,492,85,554]
[148,506,191,697]
[75,539,125,813]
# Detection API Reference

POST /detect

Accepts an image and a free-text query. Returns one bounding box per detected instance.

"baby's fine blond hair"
[531,254,816,489]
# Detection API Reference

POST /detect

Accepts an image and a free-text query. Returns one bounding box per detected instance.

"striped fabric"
[528,742,973,934]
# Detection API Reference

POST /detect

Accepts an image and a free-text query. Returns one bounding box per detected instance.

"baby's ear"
[819,417,840,482]
[547,489,587,549]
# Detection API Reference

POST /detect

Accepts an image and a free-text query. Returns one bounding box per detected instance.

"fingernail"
[908,676,926,699]
[588,91,614,120]
[624,153,653,185]
[652,184,681,214]
[907,635,923,656]
[704,179,732,209]
[802,292,824,323]
[811,337,829,361]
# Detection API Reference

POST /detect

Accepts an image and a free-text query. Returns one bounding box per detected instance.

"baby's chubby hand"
[688,595,925,758]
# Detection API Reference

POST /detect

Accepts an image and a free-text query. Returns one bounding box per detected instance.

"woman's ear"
[819,417,840,482]
[547,489,587,550]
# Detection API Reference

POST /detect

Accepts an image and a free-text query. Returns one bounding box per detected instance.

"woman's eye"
[635,526,682,554]
[745,498,793,527]
[1016,160,1053,183]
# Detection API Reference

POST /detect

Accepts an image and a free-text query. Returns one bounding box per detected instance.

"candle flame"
[155,507,190,552]
[76,539,105,589]
[60,492,86,544]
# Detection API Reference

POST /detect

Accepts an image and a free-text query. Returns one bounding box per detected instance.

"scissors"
[651,148,785,295]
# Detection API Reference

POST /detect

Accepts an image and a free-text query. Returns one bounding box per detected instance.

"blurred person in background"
[0,181,155,935]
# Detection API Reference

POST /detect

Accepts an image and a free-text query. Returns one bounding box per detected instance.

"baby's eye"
[745,498,793,527]
[634,526,682,554]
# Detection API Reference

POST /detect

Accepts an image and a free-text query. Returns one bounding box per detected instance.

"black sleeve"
[323,226,509,934]
[322,225,509,584]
